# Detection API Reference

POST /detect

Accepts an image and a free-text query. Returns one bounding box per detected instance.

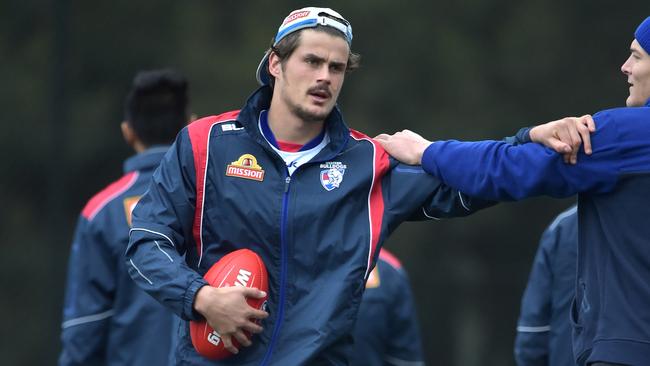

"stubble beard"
[290,103,332,123]
[281,87,333,123]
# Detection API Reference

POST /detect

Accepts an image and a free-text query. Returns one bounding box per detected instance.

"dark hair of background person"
[124,69,189,146]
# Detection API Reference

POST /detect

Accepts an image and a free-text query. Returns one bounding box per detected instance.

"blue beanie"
[635,16,650,53]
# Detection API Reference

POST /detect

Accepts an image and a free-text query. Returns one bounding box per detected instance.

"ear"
[268,52,282,80]
[121,121,136,147]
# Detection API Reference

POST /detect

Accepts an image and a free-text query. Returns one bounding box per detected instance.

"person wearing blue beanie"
[624,16,650,107]
[634,16,650,53]
[377,15,650,366]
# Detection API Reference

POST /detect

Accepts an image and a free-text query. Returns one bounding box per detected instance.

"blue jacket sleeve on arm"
[420,111,630,201]
[59,217,114,365]
[125,129,208,321]
[382,160,496,226]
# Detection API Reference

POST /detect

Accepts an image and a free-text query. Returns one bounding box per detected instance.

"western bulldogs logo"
[320,162,347,191]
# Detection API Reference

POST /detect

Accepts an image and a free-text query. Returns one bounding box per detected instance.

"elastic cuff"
[421,142,438,175]
[183,277,209,321]
[503,127,532,145]
[516,127,532,144]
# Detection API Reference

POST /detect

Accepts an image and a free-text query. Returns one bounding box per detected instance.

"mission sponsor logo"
[226,154,265,182]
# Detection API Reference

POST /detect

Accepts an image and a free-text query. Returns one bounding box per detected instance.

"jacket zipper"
[257,133,345,364]
[260,173,291,365]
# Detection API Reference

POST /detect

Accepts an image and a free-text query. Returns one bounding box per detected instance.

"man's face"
[621,39,650,107]
[270,29,349,123]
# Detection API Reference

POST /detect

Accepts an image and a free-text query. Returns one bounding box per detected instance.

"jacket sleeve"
[125,129,208,321]
[513,223,558,366]
[502,127,532,145]
[59,217,115,365]
[384,269,425,365]
[380,126,540,223]
[381,161,496,228]
[419,112,630,201]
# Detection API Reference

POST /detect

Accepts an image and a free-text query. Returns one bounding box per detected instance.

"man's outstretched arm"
[375,115,595,166]
[374,115,626,201]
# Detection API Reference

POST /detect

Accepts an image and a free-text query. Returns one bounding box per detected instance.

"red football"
[190,249,269,359]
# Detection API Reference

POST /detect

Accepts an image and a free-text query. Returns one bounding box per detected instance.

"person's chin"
[626,96,644,107]
[626,96,635,107]
[309,103,333,116]
[295,104,332,123]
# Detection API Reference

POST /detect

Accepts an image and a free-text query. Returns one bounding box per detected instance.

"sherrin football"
[190,249,268,359]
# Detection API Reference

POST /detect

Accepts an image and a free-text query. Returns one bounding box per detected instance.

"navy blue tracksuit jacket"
[60,148,174,365]
[514,205,577,366]
[351,249,424,366]
[125,86,495,365]
[419,100,650,365]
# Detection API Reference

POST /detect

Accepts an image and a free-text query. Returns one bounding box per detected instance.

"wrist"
[193,284,210,315]
[184,277,210,321]
[420,142,436,173]
[418,141,431,164]
[528,126,540,142]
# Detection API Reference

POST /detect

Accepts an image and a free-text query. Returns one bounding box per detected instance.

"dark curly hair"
[124,69,189,146]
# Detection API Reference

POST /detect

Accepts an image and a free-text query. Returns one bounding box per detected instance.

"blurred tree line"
[0,0,646,364]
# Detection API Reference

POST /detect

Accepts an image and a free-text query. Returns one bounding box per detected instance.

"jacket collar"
[123,146,169,173]
[237,86,350,158]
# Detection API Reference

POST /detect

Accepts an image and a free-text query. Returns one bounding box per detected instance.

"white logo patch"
[207,330,221,346]
[221,123,243,132]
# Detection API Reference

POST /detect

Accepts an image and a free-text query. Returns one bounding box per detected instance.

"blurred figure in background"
[514,205,577,366]
[352,248,424,366]
[59,69,190,366]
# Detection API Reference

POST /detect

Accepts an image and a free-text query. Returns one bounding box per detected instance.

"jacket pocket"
[570,280,589,330]
[570,296,582,330]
